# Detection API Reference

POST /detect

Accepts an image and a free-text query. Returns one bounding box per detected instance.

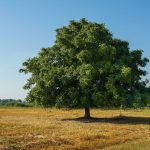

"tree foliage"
[20,19,149,118]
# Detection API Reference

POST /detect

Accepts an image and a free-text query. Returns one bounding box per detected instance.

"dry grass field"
[0,108,150,150]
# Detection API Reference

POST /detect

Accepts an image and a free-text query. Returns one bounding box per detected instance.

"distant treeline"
[0,99,34,107]
[0,98,150,108]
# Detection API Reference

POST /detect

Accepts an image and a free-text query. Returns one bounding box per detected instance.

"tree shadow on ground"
[61,116,150,125]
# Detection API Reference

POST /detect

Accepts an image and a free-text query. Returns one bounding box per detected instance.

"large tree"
[20,18,149,118]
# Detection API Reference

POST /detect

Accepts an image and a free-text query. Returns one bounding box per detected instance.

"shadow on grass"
[61,116,150,125]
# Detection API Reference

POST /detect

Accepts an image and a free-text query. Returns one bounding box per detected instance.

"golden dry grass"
[0,108,150,150]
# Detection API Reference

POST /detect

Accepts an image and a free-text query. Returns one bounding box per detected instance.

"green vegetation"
[20,18,150,118]
[0,99,33,107]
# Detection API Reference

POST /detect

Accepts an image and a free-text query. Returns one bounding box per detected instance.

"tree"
[20,18,149,119]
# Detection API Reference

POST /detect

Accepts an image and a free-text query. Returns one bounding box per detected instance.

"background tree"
[20,18,149,119]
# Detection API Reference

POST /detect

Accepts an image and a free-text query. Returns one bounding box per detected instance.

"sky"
[0,0,150,99]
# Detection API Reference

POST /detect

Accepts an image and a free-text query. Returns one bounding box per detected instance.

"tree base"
[84,107,91,119]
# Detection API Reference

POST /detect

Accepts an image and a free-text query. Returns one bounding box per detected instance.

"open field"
[0,108,150,150]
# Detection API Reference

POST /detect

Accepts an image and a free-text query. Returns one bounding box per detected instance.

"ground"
[0,108,150,150]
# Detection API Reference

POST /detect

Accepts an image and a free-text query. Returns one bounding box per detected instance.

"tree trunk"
[84,107,91,119]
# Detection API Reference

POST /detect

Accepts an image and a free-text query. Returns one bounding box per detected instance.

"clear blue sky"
[0,0,150,99]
